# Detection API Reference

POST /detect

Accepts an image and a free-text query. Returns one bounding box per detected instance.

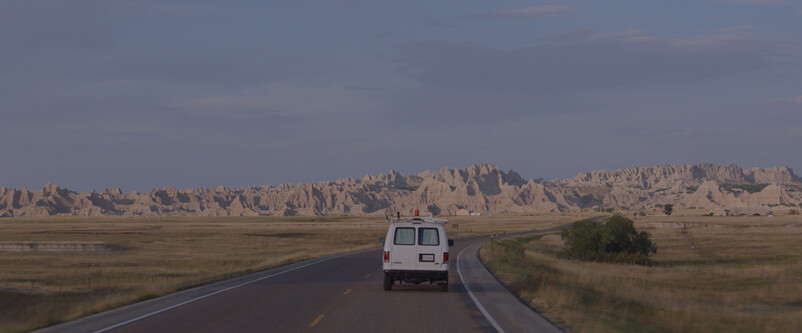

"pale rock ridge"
[563,163,749,188]
[744,166,799,185]
[562,163,801,210]
[1,163,800,217]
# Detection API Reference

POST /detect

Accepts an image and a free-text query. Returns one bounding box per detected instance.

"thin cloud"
[784,95,802,103]
[603,126,695,140]
[120,1,223,16]
[175,84,379,118]
[397,29,785,93]
[420,16,459,28]
[389,29,792,126]
[465,5,575,20]
[786,127,802,138]
[712,25,757,32]
[544,29,653,44]
[714,0,791,5]
[770,95,802,105]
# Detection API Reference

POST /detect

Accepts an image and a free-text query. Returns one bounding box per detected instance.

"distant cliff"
[2,163,801,217]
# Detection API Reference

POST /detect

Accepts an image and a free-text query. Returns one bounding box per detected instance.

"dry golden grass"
[0,214,571,333]
[0,216,388,332]
[445,214,574,237]
[481,215,802,333]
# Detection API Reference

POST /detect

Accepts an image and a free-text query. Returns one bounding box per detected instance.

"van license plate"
[419,254,434,262]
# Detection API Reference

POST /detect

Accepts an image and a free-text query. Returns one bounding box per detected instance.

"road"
[39,229,567,333]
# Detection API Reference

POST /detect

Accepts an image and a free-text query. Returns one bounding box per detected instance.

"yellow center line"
[364,273,372,279]
[343,288,352,295]
[309,314,325,327]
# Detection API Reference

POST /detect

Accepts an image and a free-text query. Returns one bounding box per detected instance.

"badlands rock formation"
[557,163,801,212]
[1,163,800,217]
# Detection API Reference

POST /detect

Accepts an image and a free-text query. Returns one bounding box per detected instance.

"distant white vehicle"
[380,217,453,292]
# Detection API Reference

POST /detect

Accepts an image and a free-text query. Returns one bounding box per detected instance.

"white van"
[380,217,454,292]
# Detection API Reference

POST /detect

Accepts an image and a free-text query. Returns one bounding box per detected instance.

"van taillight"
[383,251,390,262]
[443,252,449,263]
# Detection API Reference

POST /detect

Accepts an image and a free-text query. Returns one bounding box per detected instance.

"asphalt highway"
[39,230,567,333]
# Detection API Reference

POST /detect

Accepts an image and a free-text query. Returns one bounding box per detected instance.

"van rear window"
[393,227,415,245]
[418,228,439,246]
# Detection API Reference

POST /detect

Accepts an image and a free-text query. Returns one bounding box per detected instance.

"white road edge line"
[457,243,506,333]
[93,254,349,333]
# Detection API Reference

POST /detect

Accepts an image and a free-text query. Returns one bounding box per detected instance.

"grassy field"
[0,214,571,332]
[480,214,802,333]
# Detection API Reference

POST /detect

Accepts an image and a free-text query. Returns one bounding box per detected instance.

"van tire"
[384,274,392,291]
[439,282,448,292]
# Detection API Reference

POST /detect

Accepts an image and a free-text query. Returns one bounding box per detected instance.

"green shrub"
[663,204,674,216]
[790,210,799,215]
[561,215,657,265]
[561,219,610,260]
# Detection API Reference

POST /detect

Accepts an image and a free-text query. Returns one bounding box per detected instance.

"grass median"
[480,215,802,333]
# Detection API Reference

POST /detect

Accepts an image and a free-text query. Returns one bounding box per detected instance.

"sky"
[2,0,801,192]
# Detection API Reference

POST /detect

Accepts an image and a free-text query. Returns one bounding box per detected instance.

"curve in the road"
[457,245,506,333]
[38,229,568,333]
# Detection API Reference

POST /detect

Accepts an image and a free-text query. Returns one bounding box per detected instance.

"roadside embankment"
[480,215,802,332]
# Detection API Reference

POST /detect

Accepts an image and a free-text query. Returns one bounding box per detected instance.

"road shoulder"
[457,241,564,333]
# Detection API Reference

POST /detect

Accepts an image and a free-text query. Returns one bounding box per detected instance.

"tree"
[632,231,657,255]
[604,215,636,253]
[663,204,673,216]
[560,219,610,261]
[561,215,657,264]
[604,215,657,255]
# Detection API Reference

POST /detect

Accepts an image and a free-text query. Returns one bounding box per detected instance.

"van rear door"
[415,226,443,270]
[389,226,417,270]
